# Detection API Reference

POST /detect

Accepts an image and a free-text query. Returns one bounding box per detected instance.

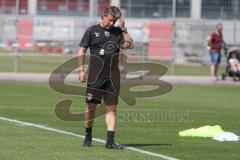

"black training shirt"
[79,24,124,80]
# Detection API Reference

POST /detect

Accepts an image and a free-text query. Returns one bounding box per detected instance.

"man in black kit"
[78,6,134,149]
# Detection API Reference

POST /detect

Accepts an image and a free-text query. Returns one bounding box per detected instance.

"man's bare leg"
[211,64,219,80]
[82,103,97,147]
[105,105,123,149]
[215,64,219,78]
[106,105,117,131]
[84,103,97,127]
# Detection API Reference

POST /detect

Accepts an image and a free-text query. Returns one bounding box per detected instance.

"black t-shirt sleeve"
[79,27,91,48]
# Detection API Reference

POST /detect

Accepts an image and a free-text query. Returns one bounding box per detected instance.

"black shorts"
[85,78,120,105]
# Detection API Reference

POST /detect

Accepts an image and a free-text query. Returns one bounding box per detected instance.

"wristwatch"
[122,27,128,33]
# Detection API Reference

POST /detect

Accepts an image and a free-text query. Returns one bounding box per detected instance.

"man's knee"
[85,103,97,114]
[106,105,117,113]
[87,103,97,109]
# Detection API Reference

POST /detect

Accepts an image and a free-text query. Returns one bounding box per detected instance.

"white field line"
[0,116,178,160]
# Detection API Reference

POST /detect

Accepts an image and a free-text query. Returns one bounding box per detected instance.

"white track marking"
[0,116,178,160]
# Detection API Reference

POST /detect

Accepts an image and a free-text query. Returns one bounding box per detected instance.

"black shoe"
[82,135,92,147]
[105,142,123,150]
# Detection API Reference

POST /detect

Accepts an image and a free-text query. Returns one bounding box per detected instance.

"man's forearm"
[78,47,86,71]
[123,32,134,49]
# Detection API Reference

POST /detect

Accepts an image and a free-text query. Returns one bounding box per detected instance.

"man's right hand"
[79,71,86,83]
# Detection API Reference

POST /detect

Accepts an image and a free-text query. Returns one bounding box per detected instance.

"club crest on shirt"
[87,93,93,101]
[94,32,100,37]
[104,31,110,38]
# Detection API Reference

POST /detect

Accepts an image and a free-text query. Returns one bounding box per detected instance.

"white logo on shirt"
[104,31,110,38]
[87,93,93,101]
[94,32,100,37]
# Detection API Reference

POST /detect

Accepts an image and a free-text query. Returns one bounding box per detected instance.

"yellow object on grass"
[179,125,225,138]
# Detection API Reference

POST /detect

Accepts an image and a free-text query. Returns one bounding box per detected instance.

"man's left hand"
[118,17,125,30]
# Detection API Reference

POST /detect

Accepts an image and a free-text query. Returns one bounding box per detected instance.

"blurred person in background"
[206,23,227,81]
[229,52,240,73]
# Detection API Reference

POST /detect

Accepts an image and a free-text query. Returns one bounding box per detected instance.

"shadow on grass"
[122,143,172,148]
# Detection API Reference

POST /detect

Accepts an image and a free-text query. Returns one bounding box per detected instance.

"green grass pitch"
[0,54,225,75]
[0,83,239,160]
